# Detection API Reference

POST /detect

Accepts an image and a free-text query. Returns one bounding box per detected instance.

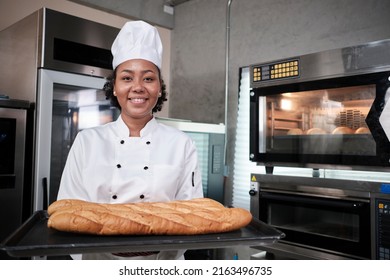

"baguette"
[47,198,252,235]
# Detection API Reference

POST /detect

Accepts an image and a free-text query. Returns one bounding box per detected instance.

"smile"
[128,98,147,104]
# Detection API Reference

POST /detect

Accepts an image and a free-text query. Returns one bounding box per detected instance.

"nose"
[132,78,144,93]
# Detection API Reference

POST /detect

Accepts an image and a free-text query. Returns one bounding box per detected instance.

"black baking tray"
[1,210,285,257]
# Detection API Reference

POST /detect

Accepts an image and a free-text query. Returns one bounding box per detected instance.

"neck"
[121,114,153,137]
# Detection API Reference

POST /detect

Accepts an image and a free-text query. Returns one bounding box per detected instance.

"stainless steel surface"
[33,69,113,212]
[0,101,30,259]
[250,174,377,259]
[252,242,364,260]
[250,39,390,88]
[248,39,390,260]
[249,41,390,170]
[0,9,121,213]
[252,174,379,196]
[0,8,118,102]
[0,11,40,102]
[224,0,233,171]
[42,9,117,77]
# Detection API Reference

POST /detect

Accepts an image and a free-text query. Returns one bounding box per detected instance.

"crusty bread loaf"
[47,198,252,235]
[355,127,370,134]
[287,128,303,135]
[306,128,327,135]
[332,126,354,135]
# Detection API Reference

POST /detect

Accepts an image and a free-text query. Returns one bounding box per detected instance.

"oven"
[249,39,390,171]
[0,99,33,259]
[249,174,376,259]
[247,39,390,260]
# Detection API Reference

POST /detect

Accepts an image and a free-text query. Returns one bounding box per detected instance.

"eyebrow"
[119,69,157,75]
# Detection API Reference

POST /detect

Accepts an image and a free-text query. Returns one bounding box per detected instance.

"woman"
[57,21,204,260]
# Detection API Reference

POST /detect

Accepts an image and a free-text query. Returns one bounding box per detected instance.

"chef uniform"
[56,20,204,260]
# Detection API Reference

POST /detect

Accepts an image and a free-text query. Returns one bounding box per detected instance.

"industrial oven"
[248,39,390,259]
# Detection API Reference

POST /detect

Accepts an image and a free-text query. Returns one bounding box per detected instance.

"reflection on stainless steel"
[251,39,390,88]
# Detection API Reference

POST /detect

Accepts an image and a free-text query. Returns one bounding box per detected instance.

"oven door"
[259,191,371,259]
[250,71,390,170]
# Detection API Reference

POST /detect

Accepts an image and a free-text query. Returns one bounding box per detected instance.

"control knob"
[249,189,257,196]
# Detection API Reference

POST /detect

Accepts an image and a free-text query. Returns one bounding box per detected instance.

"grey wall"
[68,0,175,28]
[170,0,390,205]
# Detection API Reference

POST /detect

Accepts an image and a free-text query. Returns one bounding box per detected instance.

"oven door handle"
[260,192,367,209]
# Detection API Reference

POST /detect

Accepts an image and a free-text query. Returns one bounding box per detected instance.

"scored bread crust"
[47,198,253,235]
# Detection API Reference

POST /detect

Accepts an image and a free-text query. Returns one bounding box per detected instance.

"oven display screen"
[252,59,299,82]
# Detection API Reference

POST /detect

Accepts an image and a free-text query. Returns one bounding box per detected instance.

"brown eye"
[122,76,132,81]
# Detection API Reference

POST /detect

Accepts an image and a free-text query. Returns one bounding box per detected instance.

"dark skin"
[104,60,168,133]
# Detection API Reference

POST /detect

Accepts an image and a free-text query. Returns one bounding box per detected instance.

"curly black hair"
[103,68,168,113]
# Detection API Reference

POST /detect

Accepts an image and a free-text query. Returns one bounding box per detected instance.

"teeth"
[129,98,146,103]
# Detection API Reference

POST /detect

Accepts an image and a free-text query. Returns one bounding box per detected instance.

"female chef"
[57,20,204,260]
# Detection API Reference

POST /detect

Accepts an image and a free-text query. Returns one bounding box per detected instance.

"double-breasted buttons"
[117,164,121,168]
[144,141,151,170]
[140,194,145,199]
[120,140,125,144]
[112,194,118,199]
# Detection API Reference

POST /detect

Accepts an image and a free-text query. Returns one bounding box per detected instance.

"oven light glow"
[281,99,292,110]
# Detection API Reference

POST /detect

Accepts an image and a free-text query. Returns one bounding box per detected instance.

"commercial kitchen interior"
[1,0,390,260]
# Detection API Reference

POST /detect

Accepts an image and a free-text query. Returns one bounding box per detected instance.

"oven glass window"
[268,201,360,242]
[0,118,16,175]
[259,84,376,156]
[49,84,120,204]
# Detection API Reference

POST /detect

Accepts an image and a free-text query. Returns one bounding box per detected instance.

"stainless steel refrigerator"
[0,8,120,214]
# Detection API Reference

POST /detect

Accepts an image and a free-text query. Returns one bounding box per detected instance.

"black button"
[146,141,151,145]
[140,194,145,199]
[120,140,125,144]
[143,166,148,170]
[112,195,117,199]
[117,164,121,168]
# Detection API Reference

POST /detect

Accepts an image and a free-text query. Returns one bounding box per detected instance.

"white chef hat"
[111,20,163,69]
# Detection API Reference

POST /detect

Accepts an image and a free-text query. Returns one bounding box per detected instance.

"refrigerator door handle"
[42,177,48,211]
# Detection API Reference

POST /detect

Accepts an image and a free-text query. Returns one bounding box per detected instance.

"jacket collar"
[115,115,158,138]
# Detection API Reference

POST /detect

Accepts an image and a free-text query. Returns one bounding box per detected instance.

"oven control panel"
[251,58,300,84]
[376,199,390,260]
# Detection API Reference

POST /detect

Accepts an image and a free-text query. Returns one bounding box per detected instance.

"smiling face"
[114,59,161,124]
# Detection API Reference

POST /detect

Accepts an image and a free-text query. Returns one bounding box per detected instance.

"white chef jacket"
[57,115,204,260]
